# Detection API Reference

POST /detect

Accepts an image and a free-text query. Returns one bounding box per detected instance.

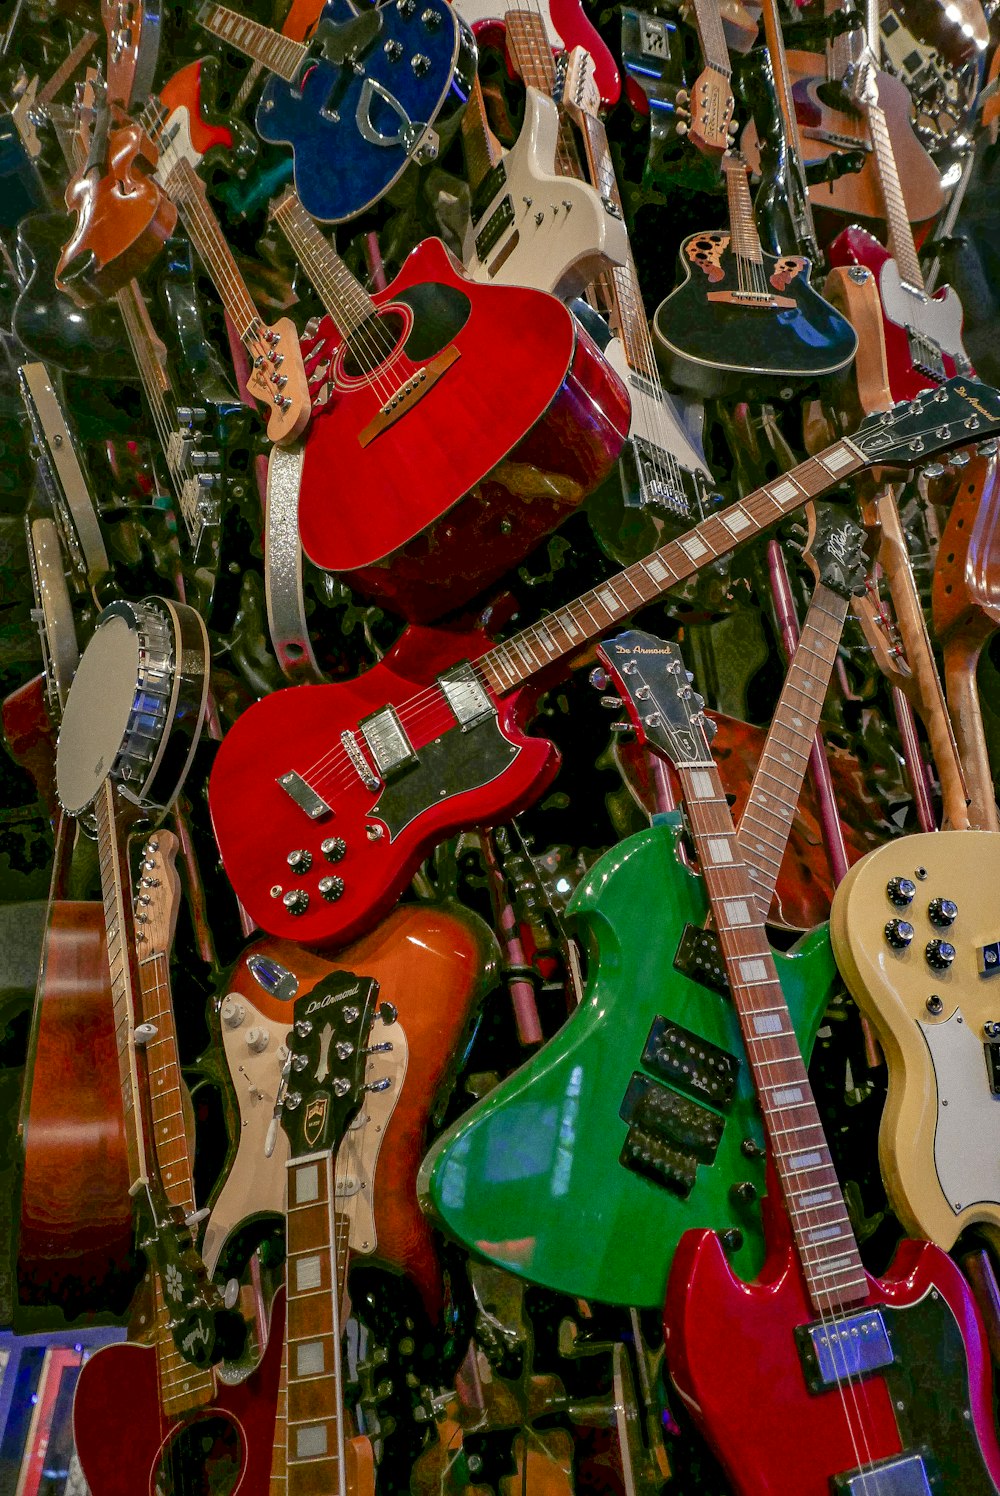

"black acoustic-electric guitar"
[653,152,858,396]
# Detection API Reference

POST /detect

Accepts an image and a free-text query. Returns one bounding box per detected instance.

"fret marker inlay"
[773,1086,804,1105]
[295,1165,319,1204]
[297,1341,325,1376]
[295,1255,323,1291]
[721,507,752,535]
[688,770,715,799]
[791,1151,823,1171]
[296,1425,328,1458]
[723,899,752,926]
[741,959,768,982]
[752,1011,782,1034]
[706,838,733,864]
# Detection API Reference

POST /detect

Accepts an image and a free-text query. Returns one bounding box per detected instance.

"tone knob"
[886,877,916,908]
[321,836,347,863]
[283,889,309,915]
[420,6,441,25]
[884,918,914,950]
[287,849,313,874]
[318,875,345,902]
[411,51,431,74]
[220,999,246,1029]
[925,938,956,971]
[383,37,403,57]
[246,1026,270,1053]
[730,1181,758,1205]
[928,897,958,928]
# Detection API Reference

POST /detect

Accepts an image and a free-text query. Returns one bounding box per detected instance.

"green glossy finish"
[419,819,839,1308]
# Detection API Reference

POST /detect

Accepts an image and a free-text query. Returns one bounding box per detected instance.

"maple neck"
[505,10,585,179]
[94,778,149,1193]
[159,154,265,343]
[723,153,764,265]
[688,0,732,79]
[198,2,306,80]
[271,191,375,339]
[866,94,924,289]
[37,29,99,109]
[282,1150,351,1492]
[677,750,868,1312]
[461,71,501,190]
[736,581,850,918]
[757,0,818,251]
[477,442,865,698]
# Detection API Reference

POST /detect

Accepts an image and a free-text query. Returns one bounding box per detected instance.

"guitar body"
[827,225,972,400]
[73,1289,285,1495]
[256,0,474,223]
[57,121,178,308]
[159,57,255,170]
[201,904,497,1318]
[295,236,630,620]
[664,1225,1000,1494]
[454,0,619,105]
[13,212,128,372]
[419,822,838,1307]
[741,60,944,229]
[208,623,558,949]
[17,901,133,1316]
[462,87,629,299]
[831,830,1000,1248]
[652,237,858,395]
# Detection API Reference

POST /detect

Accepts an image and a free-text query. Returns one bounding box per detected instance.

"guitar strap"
[264,441,327,685]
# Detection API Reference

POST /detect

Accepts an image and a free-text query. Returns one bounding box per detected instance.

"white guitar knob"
[221,998,246,1029]
[246,1026,270,1053]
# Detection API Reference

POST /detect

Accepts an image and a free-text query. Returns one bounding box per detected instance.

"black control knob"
[884,918,914,950]
[886,877,916,908]
[720,1228,743,1253]
[730,1181,758,1205]
[318,875,345,902]
[283,889,309,915]
[928,897,958,928]
[320,836,347,863]
[925,938,956,971]
[287,849,313,873]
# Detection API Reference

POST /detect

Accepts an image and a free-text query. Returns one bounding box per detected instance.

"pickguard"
[771,256,807,292]
[878,259,968,360]
[686,232,729,283]
[372,715,520,840]
[920,1008,1000,1215]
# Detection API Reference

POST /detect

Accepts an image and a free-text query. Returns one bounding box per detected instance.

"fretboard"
[678,753,868,1312]
[505,10,585,179]
[198,2,306,81]
[461,71,502,191]
[866,95,924,290]
[272,192,375,339]
[736,581,850,918]
[160,155,263,341]
[476,439,864,697]
[724,154,764,266]
[688,0,733,80]
[116,281,180,488]
[283,1150,350,1491]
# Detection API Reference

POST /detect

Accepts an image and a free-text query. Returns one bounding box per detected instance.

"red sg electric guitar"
[206,381,1000,950]
[598,631,1000,1496]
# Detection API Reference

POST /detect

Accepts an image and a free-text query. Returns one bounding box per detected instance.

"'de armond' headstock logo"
[303,1096,328,1148]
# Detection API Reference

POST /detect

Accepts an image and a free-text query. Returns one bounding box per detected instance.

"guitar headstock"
[559,45,602,123]
[851,380,1000,467]
[801,503,869,599]
[102,0,162,113]
[685,64,738,157]
[280,971,395,1159]
[133,829,181,959]
[596,631,715,769]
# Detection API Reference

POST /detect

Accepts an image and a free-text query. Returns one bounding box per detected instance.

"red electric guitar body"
[827,226,972,402]
[665,1214,1000,1495]
[73,1289,285,1496]
[158,58,237,159]
[295,236,630,622]
[208,624,556,948]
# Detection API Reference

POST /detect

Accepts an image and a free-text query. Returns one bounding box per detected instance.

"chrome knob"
[884,918,914,950]
[287,849,313,873]
[283,889,309,915]
[411,51,431,74]
[318,875,345,902]
[925,938,956,971]
[886,877,916,907]
[928,897,958,928]
[221,998,246,1029]
[384,37,403,57]
[320,836,347,863]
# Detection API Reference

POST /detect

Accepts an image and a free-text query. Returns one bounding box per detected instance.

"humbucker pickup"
[832,1452,932,1496]
[673,924,730,998]
[641,1015,739,1109]
[621,1072,724,1162]
[795,1309,893,1393]
[470,159,508,226]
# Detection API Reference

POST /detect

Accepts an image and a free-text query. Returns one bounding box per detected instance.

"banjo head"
[56,597,210,818]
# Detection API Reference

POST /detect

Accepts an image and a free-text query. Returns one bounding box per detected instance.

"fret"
[199,3,307,81]
[687,0,732,76]
[162,158,262,336]
[865,98,924,289]
[272,193,375,339]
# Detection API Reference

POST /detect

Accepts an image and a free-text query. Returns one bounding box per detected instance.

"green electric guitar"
[418,509,867,1308]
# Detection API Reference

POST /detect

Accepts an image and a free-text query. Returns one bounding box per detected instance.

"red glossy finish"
[297,237,630,622]
[228,904,496,1318]
[73,1289,284,1496]
[826,225,968,402]
[1,674,59,817]
[18,902,133,1313]
[159,61,235,156]
[664,1220,1000,1495]
[208,624,558,949]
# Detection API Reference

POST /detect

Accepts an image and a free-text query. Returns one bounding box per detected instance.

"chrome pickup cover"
[798,1309,893,1391]
[835,1452,932,1495]
[438,661,493,730]
[361,705,417,780]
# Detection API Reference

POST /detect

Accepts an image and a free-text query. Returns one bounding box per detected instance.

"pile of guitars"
[4,0,1000,1489]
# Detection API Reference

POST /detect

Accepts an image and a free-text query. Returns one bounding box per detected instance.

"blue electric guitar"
[197,0,476,223]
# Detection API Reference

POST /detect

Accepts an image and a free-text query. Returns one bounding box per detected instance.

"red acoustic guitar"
[601,631,1000,1496]
[207,382,999,950]
[273,191,631,622]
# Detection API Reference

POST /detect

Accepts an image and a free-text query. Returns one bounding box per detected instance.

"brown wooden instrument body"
[18,901,133,1315]
[57,119,177,308]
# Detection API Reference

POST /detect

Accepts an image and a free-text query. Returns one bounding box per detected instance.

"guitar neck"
[677,752,868,1312]
[116,281,179,481]
[723,154,764,265]
[757,0,818,255]
[461,71,502,191]
[36,29,99,109]
[197,2,306,81]
[160,155,266,343]
[476,444,866,697]
[504,10,586,179]
[866,94,924,289]
[283,1150,350,1490]
[687,0,732,79]
[736,581,850,917]
[271,191,375,338]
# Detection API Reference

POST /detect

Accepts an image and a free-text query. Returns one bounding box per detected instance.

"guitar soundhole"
[342,310,407,377]
[155,1414,242,1496]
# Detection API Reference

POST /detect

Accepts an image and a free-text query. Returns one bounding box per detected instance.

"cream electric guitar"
[460,55,628,299]
[831,830,1000,1249]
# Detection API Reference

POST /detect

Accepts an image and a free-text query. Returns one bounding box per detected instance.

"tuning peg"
[588,666,609,691]
[600,695,623,709]
[675,118,689,135]
[977,439,999,457]
[951,451,971,468]
[921,462,946,478]
[378,1001,398,1025]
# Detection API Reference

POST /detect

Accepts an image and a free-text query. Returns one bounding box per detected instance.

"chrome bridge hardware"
[360,705,417,780]
[276,769,332,820]
[438,661,494,730]
[341,730,380,791]
[833,1453,932,1495]
[796,1309,893,1393]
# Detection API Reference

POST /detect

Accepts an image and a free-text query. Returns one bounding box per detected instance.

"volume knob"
[246,1026,270,1053]
[886,877,916,908]
[928,897,958,928]
[320,837,346,863]
[221,999,246,1029]
[318,875,345,902]
[925,938,956,971]
[287,849,313,873]
[283,889,309,915]
[884,918,914,950]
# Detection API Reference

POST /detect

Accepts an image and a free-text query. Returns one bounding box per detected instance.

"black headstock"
[596,631,714,769]
[802,503,869,599]
[851,379,1000,466]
